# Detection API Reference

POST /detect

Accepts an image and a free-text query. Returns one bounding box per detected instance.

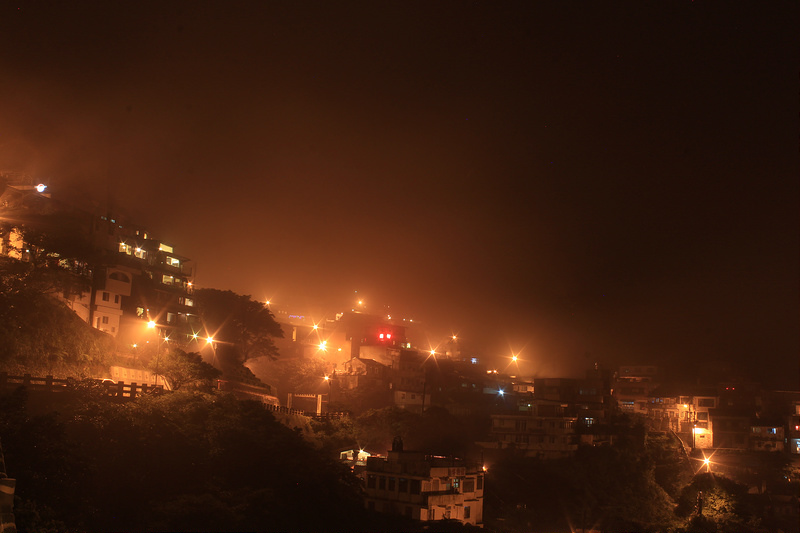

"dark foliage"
[676,472,763,532]
[0,258,114,375]
[484,428,683,532]
[312,406,488,459]
[194,288,283,363]
[1,388,367,532]
[149,347,221,391]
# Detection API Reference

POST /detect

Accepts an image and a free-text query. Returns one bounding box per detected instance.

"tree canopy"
[194,288,283,363]
[0,257,114,376]
[1,387,367,532]
[149,347,221,391]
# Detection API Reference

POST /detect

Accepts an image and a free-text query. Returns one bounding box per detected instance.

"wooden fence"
[0,373,164,400]
[0,373,346,417]
[264,403,348,420]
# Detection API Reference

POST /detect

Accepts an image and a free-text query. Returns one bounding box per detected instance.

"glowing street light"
[511,355,518,363]
[147,320,156,329]
[319,340,328,351]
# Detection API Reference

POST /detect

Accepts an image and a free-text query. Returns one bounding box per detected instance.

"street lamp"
[324,375,335,408]
[147,320,163,387]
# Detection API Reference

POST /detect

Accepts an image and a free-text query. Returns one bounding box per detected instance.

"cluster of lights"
[147,320,214,345]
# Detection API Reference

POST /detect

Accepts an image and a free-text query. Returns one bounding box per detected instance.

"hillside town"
[0,174,798,532]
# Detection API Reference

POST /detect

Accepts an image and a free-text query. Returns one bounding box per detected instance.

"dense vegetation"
[0,257,114,377]
[2,387,366,532]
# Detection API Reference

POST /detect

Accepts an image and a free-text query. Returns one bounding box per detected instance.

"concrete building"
[479,407,579,459]
[0,175,198,346]
[614,365,661,415]
[89,215,197,345]
[362,438,484,527]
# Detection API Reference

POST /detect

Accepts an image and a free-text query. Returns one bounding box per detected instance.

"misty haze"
[0,2,797,532]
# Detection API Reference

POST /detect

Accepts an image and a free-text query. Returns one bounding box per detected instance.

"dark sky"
[1,1,797,386]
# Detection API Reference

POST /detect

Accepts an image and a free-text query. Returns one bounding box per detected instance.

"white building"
[362,438,484,527]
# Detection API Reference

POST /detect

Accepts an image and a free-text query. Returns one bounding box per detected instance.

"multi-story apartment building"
[788,400,800,455]
[646,388,715,449]
[362,438,484,527]
[0,174,198,347]
[479,400,579,459]
[614,365,660,415]
[90,214,197,344]
[749,422,784,452]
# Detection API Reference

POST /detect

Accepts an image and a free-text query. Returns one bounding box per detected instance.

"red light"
[387,333,392,339]
[379,333,384,339]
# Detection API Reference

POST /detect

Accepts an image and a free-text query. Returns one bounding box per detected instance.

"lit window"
[134,248,146,259]
[166,256,180,268]
[162,274,174,285]
[185,298,194,307]
[158,243,174,253]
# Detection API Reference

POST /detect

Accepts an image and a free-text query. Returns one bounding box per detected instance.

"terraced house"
[362,438,484,527]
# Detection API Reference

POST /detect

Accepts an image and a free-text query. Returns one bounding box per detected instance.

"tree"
[0,257,114,375]
[1,387,369,532]
[149,348,221,391]
[0,211,96,300]
[676,472,762,532]
[194,289,283,363]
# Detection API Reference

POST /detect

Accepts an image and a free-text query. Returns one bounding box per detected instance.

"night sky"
[1,2,796,386]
